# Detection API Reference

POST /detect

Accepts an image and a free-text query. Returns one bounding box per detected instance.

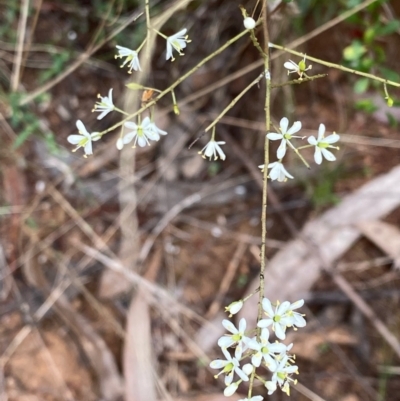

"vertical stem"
[248,7,270,400]
[257,4,270,325]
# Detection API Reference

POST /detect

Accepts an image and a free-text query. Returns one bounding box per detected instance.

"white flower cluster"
[210,297,306,398]
[67,29,191,157]
[260,117,340,182]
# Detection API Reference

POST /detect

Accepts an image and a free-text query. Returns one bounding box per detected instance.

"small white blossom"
[242,363,254,376]
[123,116,160,148]
[308,123,340,164]
[247,329,287,370]
[210,348,249,386]
[243,17,256,29]
[93,88,115,120]
[68,120,101,156]
[218,318,250,359]
[115,45,141,72]
[267,117,302,159]
[224,381,240,397]
[166,29,190,61]
[284,55,312,78]
[258,299,306,340]
[266,355,298,396]
[267,162,294,182]
[225,300,243,317]
[199,139,226,161]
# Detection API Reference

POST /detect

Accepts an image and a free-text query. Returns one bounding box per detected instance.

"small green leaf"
[375,20,400,36]
[363,27,376,44]
[378,67,400,82]
[354,78,369,94]
[343,41,367,61]
[355,99,378,114]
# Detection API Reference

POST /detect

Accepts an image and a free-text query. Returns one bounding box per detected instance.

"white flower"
[247,329,287,370]
[267,117,302,159]
[93,88,114,120]
[123,116,160,148]
[199,139,226,161]
[267,355,298,396]
[166,29,190,61]
[267,162,294,182]
[68,120,101,156]
[307,124,340,164]
[224,381,240,397]
[218,318,250,359]
[243,17,256,29]
[257,299,306,340]
[238,396,263,401]
[115,45,141,72]
[210,348,249,386]
[284,55,312,78]
[225,300,243,317]
[281,299,307,329]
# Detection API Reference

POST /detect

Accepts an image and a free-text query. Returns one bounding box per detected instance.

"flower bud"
[244,17,256,30]
[225,300,243,316]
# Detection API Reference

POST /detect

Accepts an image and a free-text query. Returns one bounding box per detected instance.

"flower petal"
[267,132,283,141]
[308,136,317,145]
[314,147,322,164]
[280,117,289,133]
[321,148,336,161]
[317,123,326,141]
[277,139,287,159]
[67,135,84,145]
[324,133,340,144]
[287,121,302,135]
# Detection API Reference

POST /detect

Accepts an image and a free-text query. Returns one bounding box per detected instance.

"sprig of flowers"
[262,113,340,182]
[210,297,306,398]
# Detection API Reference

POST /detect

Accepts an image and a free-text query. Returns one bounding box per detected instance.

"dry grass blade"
[123,247,163,401]
[10,0,29,91]
[124,288,156,401]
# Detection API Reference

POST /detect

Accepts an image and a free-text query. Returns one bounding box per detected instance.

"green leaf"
[354,78,369,94]
[378,66,400,83]
[343,40,367,61]
[375,20,400,36]
[363,27,376,44]
[355,99,378,113]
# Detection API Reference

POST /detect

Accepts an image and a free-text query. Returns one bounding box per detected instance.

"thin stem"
[258,13,270,329]
[114,107,129,115]
[286,140,310,169]
[205,72,264,133]
[271,73,328,88]
[99,28,250,136]
[269,42,400,88]
[248,7,271,398]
